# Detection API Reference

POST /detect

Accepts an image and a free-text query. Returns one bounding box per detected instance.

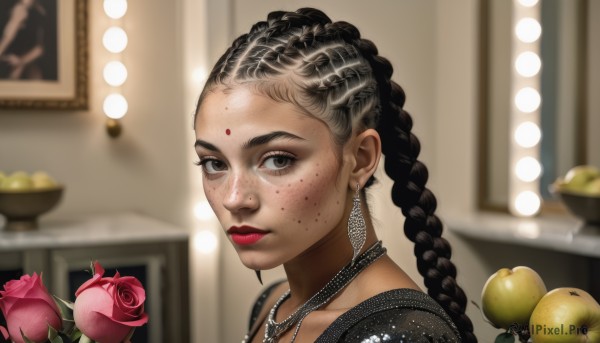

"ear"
[349,128,381,188]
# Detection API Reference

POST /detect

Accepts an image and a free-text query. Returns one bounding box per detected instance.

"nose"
[222,173,259,214]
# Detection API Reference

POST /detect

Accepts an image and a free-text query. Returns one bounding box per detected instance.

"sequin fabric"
[246,287,461,342]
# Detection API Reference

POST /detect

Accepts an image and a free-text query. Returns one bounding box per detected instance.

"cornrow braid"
[195,7,476,342]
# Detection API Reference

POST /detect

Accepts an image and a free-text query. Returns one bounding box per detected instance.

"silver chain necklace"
[262,241,386,343]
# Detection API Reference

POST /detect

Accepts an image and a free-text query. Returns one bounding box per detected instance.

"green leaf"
[20,329,35,343]
[49,334,64,343]
[61,319,76,336]
[79,333,94,343]
[53,295,75,326]
[69,329,82,342]
[48,324,59,339]
[121,328,135,343]
[495,332,516,343]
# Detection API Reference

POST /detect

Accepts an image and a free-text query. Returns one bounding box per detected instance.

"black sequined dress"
[246,282,461,342]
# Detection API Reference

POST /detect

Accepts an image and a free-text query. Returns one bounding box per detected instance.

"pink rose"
[74,261,148,343]
[0,273,62,343]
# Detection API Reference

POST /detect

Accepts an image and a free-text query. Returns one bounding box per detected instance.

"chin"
[237,251,282,271]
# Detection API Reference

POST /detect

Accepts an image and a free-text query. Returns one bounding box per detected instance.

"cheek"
[275,164,344,228]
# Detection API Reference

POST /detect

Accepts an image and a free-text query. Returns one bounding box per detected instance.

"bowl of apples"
[0,170,64,231]
[552,165,600,225]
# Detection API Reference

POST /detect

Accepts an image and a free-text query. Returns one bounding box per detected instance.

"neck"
[282,216,378,305]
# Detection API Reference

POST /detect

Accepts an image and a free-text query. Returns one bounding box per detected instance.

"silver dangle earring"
[348,183,367,265]
[255,270,263,285]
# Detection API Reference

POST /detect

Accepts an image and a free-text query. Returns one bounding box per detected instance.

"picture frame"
[0,0,88,110]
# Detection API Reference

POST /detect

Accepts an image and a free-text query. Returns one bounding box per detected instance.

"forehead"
[195,86,316,131]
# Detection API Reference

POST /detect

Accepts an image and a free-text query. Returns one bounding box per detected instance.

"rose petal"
[74,309,130,343]
[93,261,105,276]
[107,312,149,327]
[0,276,59,318]
[75,286,113,319]
[0,325,8,340]
[75,262,109,297]
[1,274,35,298]
[5,299,62,343]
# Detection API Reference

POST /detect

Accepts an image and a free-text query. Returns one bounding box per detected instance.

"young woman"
[193,8,477,343]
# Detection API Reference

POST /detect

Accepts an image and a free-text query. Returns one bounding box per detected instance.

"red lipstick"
[227,225,268,246]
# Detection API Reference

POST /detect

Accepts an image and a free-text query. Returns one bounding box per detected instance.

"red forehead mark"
[225,129,231,135]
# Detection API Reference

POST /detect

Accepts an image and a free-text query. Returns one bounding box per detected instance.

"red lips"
[227,225,268,245]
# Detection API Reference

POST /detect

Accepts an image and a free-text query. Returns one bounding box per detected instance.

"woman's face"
[194,86,354,270]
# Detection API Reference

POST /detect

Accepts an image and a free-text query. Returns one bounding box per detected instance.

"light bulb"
[103,27,128,53]
[515,157,542,182]
[515,87,541,113]
[514,121,541,148]
[515,18,542,43]
[194,201,214,221]
[103,0,127,19]
[103,93,128,119]
[194,230,218,254]
[514,191,541,216]
[103,61,128,86]
[518,0,539,7]
[515,52,541,77]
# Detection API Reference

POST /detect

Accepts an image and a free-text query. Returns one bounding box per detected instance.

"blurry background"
[1,0,598,342]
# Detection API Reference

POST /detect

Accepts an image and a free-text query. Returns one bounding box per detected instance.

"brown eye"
[262,154,295,171]
[200,159,227,174]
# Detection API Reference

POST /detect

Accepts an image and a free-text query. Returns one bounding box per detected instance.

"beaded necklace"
[261,241,386,343]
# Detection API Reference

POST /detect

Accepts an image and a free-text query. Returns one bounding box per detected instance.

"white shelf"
[0,212,189,251]
[445,212,600,258]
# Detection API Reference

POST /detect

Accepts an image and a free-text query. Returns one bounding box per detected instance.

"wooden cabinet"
[0,212,190,343]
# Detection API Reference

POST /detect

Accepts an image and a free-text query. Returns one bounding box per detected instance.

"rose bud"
[74,262,148,343]
[0,273,62,343]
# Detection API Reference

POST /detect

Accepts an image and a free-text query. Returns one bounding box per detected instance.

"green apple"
[31,171,58,189]
[481,266,547,329]
[529,287,600,342]
[0,171,33,191]
[583,177,600,196]
[563,165,600,193]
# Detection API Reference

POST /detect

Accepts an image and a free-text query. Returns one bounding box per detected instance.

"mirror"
[478,0,589,212]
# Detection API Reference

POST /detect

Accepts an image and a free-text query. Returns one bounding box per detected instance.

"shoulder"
[317,288,461,343]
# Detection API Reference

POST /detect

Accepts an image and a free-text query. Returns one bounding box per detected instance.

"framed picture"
[0,0,88,110]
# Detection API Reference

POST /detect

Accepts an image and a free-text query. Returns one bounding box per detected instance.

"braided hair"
[195,8,477,343]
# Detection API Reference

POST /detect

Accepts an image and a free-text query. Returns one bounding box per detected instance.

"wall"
[588,0,600,166]
[0,0,190,227]
[2,1,595,342]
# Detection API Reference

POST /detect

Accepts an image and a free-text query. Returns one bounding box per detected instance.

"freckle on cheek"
[276,190,280,194]
[281,207,284,211]
[304,197,308,201]
[300,179,303,182]
[298,220,301,224]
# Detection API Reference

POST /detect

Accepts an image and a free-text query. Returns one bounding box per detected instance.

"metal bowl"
[0,186,64,231]
[556,190,600,225]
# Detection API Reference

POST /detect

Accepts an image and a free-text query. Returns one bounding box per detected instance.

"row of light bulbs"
[102,0,128,137]
[511,0,543,216]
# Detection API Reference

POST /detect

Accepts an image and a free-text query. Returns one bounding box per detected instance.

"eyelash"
[260,151,297,175]
[194,156,225,177]
[194,151,297,176]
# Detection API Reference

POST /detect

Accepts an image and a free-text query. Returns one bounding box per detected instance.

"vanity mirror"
[477,0,590,212]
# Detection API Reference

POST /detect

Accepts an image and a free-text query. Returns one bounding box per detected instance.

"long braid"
[196,8,476,342]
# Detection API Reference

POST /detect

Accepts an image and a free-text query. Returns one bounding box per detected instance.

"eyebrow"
[194,131,305,152]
